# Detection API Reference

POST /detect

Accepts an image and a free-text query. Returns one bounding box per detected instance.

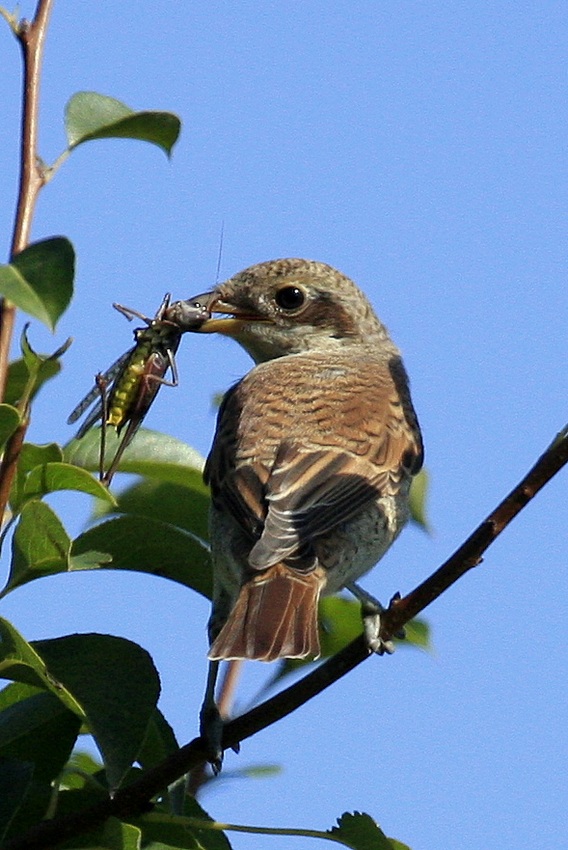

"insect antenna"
[215,221,225,285]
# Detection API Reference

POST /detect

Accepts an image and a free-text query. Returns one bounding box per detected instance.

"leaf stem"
[187,817,351,845]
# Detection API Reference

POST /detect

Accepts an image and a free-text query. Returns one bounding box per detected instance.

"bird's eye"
[275,285,306,311]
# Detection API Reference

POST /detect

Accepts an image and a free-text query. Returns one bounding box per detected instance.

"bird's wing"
[249,428,417,570]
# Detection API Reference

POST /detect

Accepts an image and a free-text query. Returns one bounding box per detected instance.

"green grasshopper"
[68,293,209,485]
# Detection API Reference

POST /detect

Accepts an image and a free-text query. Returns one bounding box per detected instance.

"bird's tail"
[208,563,325,662]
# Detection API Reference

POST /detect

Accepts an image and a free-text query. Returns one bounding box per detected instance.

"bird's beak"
[181,290,266,336]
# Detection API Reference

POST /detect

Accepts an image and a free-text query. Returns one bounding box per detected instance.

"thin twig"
[5,424,567,850]
[0,0,54,519]
[11,2,54,254]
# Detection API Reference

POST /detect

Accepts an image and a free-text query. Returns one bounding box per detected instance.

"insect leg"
[113,293,171,325]
[95,373,110,483]
[101,416,138,486]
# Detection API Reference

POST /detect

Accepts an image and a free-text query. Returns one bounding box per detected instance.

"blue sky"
[1,3,567,849]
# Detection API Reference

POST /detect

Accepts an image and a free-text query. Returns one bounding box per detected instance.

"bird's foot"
[199,701,224,775]
[361,599,395,655]
[346,582,401,655]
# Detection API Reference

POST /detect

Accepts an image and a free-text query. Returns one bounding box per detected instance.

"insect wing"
[67,349,133,434]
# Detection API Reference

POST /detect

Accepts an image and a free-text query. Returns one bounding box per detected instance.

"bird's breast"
[231,350,399,461]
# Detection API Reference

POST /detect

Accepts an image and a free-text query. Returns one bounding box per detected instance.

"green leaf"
[238,763,281,779]
[135,711,184,819]
[101,818,142,850]
[0,684,81,783]
[0,772,52,844]
[0,265,44,327]
[10,443,64,514]
[0,238,75,331]
[20,326,72,374]
[0,757,34,843]
[0,404,21,447]
[0,619,83,717]
[4,356,62,407]
[68,548,113,571]
[136,709,178,771]
[409,467,430,531]
[59,750,104,791]
[65,428,206,486]
[329,812,397,850]
[319,597,364,655]
[23,462,116,505]
[64,816,143,850]
[99,478,210,544]
[71,515,212,598]
[65,92,180,157]
[14,328,72,414]
[18,442,64,472]
[34,634,161,791]
[402,618,431,650]
[3,501,71,597]
[208,762,281,790]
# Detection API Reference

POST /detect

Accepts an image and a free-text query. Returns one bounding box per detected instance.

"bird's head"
[182,258,393,363]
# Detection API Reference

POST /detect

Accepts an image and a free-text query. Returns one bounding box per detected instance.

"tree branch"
[380,424,568,635]
[6,424,567,850]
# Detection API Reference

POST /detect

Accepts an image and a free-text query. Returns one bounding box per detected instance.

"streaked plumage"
[190,258,423,662]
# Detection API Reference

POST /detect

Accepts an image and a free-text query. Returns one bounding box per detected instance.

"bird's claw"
[345,581,396,654]
[362,603,395,655]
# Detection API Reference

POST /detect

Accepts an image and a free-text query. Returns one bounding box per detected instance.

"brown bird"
[184,258,423,767]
